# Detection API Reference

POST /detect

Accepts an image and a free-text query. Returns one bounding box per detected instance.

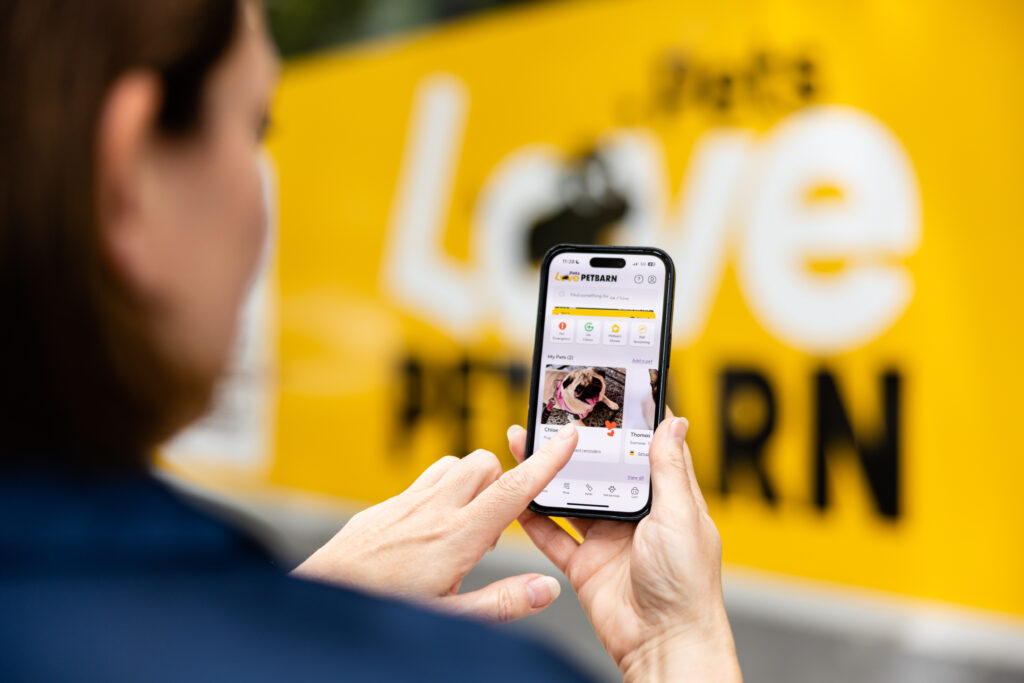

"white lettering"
[383,75,922,353]
[738,106,921,353]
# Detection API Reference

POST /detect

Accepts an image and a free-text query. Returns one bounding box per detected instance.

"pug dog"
[543,367,620,426]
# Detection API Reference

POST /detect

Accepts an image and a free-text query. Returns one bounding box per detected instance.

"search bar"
[551,307,655,319]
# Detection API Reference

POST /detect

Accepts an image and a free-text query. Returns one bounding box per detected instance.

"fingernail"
[671,417,689,442]
[506,424,524,439]
[526,576,561,608]
[557,424,577,440]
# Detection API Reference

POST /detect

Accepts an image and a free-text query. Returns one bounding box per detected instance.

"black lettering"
[393,357,425,459]
[394,354,530,461]
[719,368,777,504]
[813,369,900,519]
[453,357,472,457]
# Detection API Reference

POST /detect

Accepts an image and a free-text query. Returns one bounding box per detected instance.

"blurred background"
[162,0,1024,680]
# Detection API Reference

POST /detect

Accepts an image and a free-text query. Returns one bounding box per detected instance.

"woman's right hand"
[292,424,581,624]
[506,412,742,682]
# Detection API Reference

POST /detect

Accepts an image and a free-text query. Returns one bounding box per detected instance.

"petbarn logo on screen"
[581,273,616,282]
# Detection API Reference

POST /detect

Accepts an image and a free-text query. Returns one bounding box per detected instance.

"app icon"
[604,322,626,345]
[631,486,640,496]
[577,319,600,344]
[551,318,573,342]
[630,320,653,346]
[634,274,643,284]
[648,275,657,284]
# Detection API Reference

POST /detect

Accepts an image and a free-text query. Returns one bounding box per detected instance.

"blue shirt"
[0,471,592,682]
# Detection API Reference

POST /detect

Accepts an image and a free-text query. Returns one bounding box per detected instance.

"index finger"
[506,424,594,538]
[468,424,578,537]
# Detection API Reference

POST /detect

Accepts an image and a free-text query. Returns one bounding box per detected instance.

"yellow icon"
[611,324,620,333]
[638,325,648,334]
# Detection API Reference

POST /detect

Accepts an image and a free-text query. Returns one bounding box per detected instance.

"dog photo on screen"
[541,365,625,428]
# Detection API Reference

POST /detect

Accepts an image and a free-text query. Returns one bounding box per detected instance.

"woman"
[0,1,742,680]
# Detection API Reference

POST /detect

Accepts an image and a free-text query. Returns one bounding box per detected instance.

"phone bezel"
[525,244,675,522]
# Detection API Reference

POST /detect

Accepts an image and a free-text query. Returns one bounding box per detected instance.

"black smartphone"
[524,244,674,521]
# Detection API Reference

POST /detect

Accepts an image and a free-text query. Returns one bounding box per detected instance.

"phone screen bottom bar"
[566,502,610,507]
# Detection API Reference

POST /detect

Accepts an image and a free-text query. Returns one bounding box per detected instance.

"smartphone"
[525,244,674,521]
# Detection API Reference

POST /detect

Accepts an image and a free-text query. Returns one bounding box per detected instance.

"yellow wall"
[255,0,1024,616]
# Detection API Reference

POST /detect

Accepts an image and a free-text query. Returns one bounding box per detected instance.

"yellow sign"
[256,0,1024,616]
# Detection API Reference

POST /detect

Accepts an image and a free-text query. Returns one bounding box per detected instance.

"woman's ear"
[95,71,163,293]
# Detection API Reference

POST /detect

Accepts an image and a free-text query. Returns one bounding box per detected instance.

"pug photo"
[541,365,625,428]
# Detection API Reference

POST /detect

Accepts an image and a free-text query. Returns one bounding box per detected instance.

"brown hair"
[0,0,242,470]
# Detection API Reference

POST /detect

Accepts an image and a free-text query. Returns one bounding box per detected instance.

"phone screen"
[530,250,670,515]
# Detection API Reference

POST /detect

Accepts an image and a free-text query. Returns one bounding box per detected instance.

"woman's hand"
[292,424,580,624]
[507,412,742,682]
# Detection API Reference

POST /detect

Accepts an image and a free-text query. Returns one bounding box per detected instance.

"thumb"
[649,415,697,516]
[437,574,562,624]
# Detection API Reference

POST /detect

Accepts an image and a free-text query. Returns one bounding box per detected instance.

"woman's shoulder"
[0,471,592,682]
[260,574,594,682]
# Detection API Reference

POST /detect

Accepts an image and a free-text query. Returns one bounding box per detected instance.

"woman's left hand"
[292,424,580,623]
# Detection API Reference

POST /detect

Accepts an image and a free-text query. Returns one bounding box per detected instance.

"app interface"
[532,252,667,514]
